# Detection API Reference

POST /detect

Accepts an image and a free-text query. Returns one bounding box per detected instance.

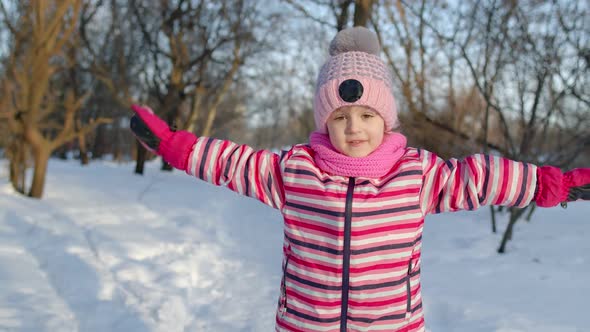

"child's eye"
[362,113,375,119]
[333,115,345,120]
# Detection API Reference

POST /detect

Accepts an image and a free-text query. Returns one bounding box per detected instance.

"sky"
[0,158,589,332]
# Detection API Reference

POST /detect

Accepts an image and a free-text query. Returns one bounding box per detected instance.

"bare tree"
[77,0,147,170]
[449,1,589,252]
[128,0,265,173]
[0,0,110,198]
[405,0,590,252]
[80,0,141,108]
[284,0,376,30]
[0,78,27,193]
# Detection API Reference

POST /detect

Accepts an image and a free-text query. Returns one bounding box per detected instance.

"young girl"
[130,27,590,332]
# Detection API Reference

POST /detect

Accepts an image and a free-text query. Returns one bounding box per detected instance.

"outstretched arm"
[129,104,286,210]
[419,150,590,215]
[419,151,537,215]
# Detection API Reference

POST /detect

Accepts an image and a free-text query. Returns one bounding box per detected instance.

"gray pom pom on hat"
[328,26,381,56]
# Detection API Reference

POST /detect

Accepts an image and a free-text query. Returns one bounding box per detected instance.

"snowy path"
[1,161,282,331]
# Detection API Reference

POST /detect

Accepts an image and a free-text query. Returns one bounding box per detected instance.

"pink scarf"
[309,132,408,178]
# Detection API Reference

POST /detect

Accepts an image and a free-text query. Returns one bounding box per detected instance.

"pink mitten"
[130,104,197,171]
[535,166,590,207]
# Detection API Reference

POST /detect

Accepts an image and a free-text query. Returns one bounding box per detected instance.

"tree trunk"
[113,147,122,162]
[353,0,374,27]
[336,0,353,31]
[525,204,536,222]
[9,157,26,194]
[135,141,146,175]
[80,150,89,165]
[28,147,50,198]
[9,159,20,191]
[112,128,123,162]
[57,147,68,160]
[497,206,528,253]
[92,124,106,159]
[78,125,89,165]
[489,206,497,233]
[9,139,26,194]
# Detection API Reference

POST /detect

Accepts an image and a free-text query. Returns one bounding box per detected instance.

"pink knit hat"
[313,27,397,134]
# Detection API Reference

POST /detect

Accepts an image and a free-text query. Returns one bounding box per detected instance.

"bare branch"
[51,117,113,150]
[0,1,20,37]
[283,0,336,28]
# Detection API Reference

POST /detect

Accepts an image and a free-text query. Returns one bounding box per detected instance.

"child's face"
[326,106,385,157]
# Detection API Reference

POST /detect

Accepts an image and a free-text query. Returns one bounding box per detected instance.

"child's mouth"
[348,140,366,147]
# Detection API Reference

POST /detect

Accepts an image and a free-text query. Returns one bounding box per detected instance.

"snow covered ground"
[0,158,589,332]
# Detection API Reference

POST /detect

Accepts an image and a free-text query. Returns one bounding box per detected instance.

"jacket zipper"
[406,259,412,317]
[340,177,355,332]
[280,246,291,314]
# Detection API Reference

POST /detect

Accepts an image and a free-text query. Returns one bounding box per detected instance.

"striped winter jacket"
[184,137,537,332]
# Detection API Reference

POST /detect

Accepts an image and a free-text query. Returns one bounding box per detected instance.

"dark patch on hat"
[338,79,364,102]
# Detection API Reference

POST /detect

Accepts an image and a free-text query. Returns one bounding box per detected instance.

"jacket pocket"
[405,259,412,317]
[280,246,292,314]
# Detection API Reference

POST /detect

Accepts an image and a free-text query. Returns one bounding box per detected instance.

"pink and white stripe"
[184,138,537,331]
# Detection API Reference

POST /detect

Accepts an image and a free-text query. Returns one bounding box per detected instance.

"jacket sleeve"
[419,150,537,215]
[184,137,287,210]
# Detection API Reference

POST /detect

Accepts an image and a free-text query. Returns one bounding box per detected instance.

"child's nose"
[345,117,361,133]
